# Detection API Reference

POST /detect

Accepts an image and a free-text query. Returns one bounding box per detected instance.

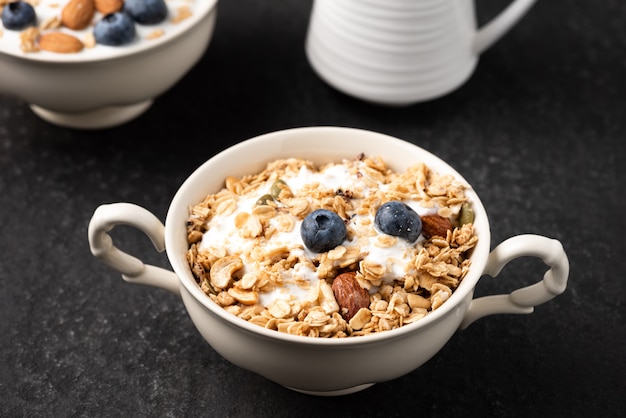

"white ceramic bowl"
[0,0,218,129]
[88,127,569,395]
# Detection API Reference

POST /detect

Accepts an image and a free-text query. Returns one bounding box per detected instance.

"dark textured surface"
[1,0,624,416]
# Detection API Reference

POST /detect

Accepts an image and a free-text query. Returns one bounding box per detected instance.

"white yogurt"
[200,159,437,307]
[258,262,319,307]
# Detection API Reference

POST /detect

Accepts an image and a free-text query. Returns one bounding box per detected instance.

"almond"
[93,0,123,15]
[61,0,95,30]
[331,272,370,321]
[420,214,453,239]
[39,32,84,53]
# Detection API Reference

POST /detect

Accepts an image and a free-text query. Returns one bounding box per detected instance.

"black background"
[1,0,624,416]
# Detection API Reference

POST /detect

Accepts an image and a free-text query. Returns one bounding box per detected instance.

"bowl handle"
[88,203,180,296]
[460,235,569,329]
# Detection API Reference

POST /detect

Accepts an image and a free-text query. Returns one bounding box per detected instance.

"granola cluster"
[186,154,477,338]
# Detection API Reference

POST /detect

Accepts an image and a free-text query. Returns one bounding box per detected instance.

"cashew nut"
[209,256,243,290]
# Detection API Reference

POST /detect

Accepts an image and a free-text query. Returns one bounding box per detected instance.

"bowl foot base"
[30,100,153,129]
[285,383,375,396]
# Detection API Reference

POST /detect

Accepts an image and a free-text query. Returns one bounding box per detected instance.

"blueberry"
[374,201,422,242]
[1,1,36,31]
[124,0,168,25]
[94,12,136,46]
[300,209,347,253]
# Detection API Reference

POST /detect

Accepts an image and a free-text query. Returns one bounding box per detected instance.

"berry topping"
[374,201,422,242]
[300,209,347,253]
[93,12,136,46]
[1,1,36,31]
[124,0,167,25]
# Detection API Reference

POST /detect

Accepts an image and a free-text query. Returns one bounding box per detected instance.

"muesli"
[186,154,478,338]
[0,0,194,55]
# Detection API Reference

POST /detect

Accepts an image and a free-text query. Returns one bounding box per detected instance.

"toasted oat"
[83,31,96,48]
[19,27,40,53]
[146,29,165,40]
[349,308,372,330]
[228,287,258,305]
[40,16,62,31]
[171,5,192,24]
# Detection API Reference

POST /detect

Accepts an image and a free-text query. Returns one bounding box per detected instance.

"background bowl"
[0,0,218,129]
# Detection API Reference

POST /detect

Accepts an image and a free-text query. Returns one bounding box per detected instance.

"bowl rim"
[165,126,492,346]
[0,0,218,63]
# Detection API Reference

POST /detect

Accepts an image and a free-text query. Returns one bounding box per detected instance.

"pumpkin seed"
[270,179,289,199]
[256,194,274,206]
[459,203,475,225]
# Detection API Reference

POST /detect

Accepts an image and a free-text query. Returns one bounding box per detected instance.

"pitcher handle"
[474,0,538,54]
[88,203,180,296]
[460,235,569,329]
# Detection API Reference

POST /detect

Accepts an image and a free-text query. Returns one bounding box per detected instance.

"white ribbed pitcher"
[305,0,538,105]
